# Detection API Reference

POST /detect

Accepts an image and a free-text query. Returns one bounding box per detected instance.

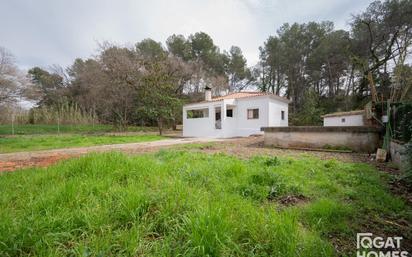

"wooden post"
[11,113,15,135]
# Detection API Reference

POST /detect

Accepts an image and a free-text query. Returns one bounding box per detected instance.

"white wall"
[323,114,364,127]
[268,99,288,127]
[183,95,289,138]
[232,96,269,137]
[183,102,225,138]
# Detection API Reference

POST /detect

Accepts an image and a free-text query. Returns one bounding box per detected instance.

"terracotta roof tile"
[211,92,270,101]
[184,92,290,106]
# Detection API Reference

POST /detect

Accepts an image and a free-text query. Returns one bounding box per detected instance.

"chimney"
[205,86,212,101]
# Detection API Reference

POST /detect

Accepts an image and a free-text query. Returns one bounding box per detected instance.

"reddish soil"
[0,154,75,172]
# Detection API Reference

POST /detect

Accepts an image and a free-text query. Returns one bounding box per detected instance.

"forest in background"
[1,0,411,132]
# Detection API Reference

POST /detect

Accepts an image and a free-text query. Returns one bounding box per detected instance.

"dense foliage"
[403,140,412,187]
[258,0,412,117]
[392,103,412,142]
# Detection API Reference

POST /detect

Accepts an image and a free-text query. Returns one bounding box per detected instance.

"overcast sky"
[0,0,373,70]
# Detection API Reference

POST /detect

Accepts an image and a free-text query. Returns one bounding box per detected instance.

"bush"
[402,140,412,187]
[290,90,324,126]
[391,102,412,142]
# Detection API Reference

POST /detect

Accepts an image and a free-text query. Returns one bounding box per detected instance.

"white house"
[183,88,290,138]
[322,110,365,127]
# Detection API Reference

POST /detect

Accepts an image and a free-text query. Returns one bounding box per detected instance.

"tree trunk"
[172,118,177,130]
[158,117,163,136]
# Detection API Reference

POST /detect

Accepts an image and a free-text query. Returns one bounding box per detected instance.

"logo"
[356,233,409,257]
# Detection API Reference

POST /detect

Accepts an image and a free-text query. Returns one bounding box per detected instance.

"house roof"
[322,110,365,118]
[184,92,290,106]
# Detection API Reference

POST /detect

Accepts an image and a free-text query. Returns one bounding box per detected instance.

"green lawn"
[0,124,158,135]
[0,151,410,256]
[0,134,165,153]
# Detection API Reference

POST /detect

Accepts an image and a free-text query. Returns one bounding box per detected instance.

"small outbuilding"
[183,88,290,138]
[322,110,366,127]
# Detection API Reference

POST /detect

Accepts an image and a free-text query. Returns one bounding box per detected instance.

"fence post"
[57,115,60,134]
[11,113,15,135]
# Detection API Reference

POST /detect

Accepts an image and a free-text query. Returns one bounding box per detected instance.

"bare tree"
[0,47,32,105]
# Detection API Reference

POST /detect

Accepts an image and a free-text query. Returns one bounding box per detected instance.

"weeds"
[0,151,410,256]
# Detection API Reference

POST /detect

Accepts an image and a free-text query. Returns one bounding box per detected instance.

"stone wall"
[262,126,382,153]
[389,140,408,170]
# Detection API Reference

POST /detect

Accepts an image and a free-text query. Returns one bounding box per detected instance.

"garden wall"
[261,126,382,153]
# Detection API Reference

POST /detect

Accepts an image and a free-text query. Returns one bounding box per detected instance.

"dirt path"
[0,135,394,175]
[185,136,371,162]
[1,135,409,203]
[0,137,224,172]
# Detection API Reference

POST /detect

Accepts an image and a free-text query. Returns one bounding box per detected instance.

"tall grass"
[0,103,98,125]
[0,151,410,256]
[28,103,98,125]
[0,124,159,136]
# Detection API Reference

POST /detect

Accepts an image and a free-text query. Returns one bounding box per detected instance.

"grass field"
[0,134,165,153]
[0,124,158,135]
[0,151,410,256]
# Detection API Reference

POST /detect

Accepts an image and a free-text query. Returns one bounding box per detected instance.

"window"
[226,109,233,117]
[281,110,285,120]
[341,118,346,123]
[187,108,209,119]
[247,108,259,119]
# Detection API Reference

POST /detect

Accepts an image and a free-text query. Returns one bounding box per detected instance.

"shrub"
[264,156,281,167]
[402,140,412,187]
[390,102,412,142]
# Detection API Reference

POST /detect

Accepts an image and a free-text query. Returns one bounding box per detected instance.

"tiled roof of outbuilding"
[322,110,365,118]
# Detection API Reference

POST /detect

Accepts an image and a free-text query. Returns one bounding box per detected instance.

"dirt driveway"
[1,135,408,202]
[0,135,387,172]
[0,137,224,172]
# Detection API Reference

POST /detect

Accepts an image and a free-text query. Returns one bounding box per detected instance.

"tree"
[0,47,32,105]
[67,58,108,116]
[188,32,229,92]
[28,66,65,107]
[290,90,324,126]
[98,44,141,128]
[258,22,335,113]
[226,46,252,92]
[166,34,192,61]
[136,39,167,60]
[137,59,183,135]
[350,0,412,102]
[259,36,286,94]
[393,64,412,101]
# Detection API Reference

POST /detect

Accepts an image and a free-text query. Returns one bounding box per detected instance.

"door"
[215,107,221,129]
